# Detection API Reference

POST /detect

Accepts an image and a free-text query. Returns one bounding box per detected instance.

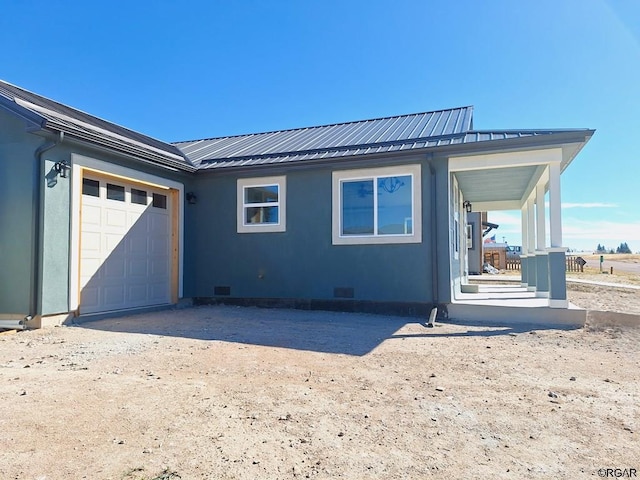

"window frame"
[237,175,286,233]
[332,164,422,245]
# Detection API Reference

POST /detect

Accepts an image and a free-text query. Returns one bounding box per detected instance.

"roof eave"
[194,128,595,173]
[36,125,197,173]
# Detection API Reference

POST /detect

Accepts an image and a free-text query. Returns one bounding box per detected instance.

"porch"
[448,278,587,326]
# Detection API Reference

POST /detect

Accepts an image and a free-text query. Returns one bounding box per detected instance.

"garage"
[79,173,174,314]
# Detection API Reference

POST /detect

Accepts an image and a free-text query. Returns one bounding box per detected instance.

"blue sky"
[2,0,638,252]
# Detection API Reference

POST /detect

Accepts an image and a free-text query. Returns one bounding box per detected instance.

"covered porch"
[447,129,594,323]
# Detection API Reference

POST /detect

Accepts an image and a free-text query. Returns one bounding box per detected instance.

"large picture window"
[237,176,286,233]
[332,165,422,245]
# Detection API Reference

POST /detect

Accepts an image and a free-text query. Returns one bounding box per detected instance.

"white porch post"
[535,181,549,298]
[548,162,563,248]
[520,205,529,287]
[526,195,536,291]
[547,161,568,308]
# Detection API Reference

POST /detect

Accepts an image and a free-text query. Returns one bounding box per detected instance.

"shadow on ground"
[74,305,579,356]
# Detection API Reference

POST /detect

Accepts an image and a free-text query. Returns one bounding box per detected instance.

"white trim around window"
[332,164,422,245]
[237,175,286,233]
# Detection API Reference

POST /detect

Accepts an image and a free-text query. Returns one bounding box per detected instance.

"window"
[82,178,100,197]
[332,165,422,245]
[237,176,286,233]
[152,193,167,209]
[131,188,148,205]
[106,183,125,202]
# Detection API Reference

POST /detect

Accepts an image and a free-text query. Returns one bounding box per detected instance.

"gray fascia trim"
[44,124,195,170]
[34,129,197,174]
[40,127,197,173]
[194,151,433,177]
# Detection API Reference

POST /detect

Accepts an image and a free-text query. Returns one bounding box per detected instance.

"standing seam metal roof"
[173,107,475,167]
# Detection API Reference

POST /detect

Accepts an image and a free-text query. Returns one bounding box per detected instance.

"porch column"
[535,182,549,298]
[526,195,537,291]
[547,162,568,308]
[520,205,528,287]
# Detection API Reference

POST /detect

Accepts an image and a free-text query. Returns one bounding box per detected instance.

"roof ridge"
[469,128,592,133]
[172,105,474,144]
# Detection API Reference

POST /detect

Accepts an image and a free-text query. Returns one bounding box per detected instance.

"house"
[0,79,594,328]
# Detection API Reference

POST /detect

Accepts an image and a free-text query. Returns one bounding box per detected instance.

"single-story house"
[0,79,594,327]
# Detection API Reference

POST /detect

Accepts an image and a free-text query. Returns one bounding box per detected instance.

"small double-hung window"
[332,165,422,245]
[237,176,286,233]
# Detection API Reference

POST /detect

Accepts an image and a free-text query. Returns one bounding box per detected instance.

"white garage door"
[80,174,173,314]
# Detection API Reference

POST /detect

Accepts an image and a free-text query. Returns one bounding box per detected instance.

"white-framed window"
[332,164,422,245]
[237,176,286,233]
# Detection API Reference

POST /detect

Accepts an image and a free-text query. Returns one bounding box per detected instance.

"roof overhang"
[449,130,594,212]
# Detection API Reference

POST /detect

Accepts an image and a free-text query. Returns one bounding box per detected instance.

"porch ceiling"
[454,165,538,204]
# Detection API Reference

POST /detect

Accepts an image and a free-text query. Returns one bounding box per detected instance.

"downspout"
[426,156,439,326]
[30,131,64,322]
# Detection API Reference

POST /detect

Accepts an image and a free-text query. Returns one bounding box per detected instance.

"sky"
[1,0,639,252]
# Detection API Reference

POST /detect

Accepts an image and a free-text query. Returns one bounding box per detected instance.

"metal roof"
[0,79,593,175]
[0,79,194,171]
[174,107,474,168]
[176,120,593,171]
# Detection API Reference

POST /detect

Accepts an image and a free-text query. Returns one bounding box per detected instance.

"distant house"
[0,80,594,327]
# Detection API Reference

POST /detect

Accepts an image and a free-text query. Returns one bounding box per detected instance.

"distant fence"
[498,255,585,272]
[566,255,586,273]
[506,258,520,271]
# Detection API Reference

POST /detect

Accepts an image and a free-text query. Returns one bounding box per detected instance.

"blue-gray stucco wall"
[0,109,40,315]
[185,155,452,307]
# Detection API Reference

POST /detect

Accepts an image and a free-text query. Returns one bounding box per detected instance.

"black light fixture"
[186,192,198,204]
[53,160,70,178]
[463,200,472,213]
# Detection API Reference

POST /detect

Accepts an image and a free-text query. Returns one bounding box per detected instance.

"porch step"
[447,303,586,327]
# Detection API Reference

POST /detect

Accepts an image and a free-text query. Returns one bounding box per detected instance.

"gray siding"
[185,155,452,307]
[0,109,40,315]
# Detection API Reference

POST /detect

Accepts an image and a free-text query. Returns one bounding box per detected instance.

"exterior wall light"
[186,192,198,204]
[463,200,472,213]
[54,160,70,178]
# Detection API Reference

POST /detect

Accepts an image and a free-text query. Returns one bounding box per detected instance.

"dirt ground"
[1,283,639,480]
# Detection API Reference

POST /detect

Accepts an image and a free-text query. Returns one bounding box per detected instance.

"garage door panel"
[80,287,100,309]
[150,258,169,276]
[81,232,102,252]
[82,205,102,226]
[80,175,174,314]
[127,284,148,303]
[105,208,127,228]
[129,258,148,276]
[103,257,126,278]
[149,236,169,255]
[80,254,102,278]
[149,283,170,302]
[103,285,126,306]
[128,235,148,255]
[104,233,126,252]
[150,213,169,234]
